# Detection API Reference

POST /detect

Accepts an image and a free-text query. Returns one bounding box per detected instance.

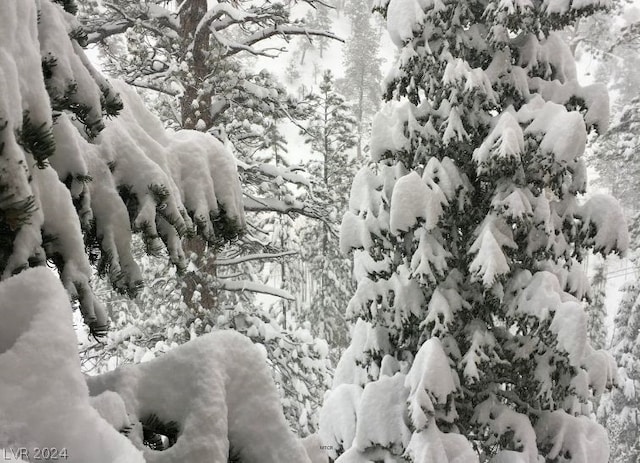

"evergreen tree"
[295,6,333,66]
[254,120,307,329]
[298,70,358,349]
[587,262,607,350]
[320,1,626,461]
[580,2,640,214]
[590,95,640,214]
[598,281,640,463]
[339,0,383,158]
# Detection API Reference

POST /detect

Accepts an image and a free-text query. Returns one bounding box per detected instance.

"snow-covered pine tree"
[253,121,308,328]
[298,70,358,349]
[598,280,640,463]
[339,0,383,158]
[587,261,607,350]
[320,1,627,461]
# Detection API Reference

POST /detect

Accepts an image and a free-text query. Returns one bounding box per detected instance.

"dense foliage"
[320,0,627,461]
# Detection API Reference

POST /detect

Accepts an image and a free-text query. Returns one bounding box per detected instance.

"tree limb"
[217,250,298,266]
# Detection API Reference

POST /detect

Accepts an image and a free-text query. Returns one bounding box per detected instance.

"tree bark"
[179,0,213,130]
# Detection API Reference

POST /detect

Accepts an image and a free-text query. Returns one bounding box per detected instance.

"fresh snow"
[0,269,145,463]
[0,269,318,463]
[88,331,313,463]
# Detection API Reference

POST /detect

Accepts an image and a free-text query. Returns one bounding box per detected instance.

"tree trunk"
[178,1,220,316]
[179,0,213,130]
[182,237,218,312]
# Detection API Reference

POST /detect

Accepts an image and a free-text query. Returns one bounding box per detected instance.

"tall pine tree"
[587,261,607,351]
[598,280,640,463]
[339,0,383,159]
[298,70,358,349]
[320,0,626,461]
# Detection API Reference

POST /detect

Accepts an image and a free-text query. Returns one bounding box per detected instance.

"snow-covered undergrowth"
[0,269,324,462]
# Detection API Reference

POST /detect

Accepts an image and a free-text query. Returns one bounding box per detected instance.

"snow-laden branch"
[218,26,343,58]
[86,18,133,44]
[243,193,324,220]
[238,161,310,187]
[220,280,295,300]
[86,2,179,44]
[217,250,298,266]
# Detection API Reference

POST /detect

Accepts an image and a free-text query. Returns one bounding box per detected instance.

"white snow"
[469,216,517,287]
[349,167,382,216]
[88,330,313,463]
[535,410,609,463]
[404,424,478,463]
[474,398,538,463]
[507,270,561,321]
[550,300,588,366]
[405,338,457,429]
[319,384,363,460]
[369,101,413,161]
[525,101,587,167]
[340,211,374,253]
[473,111,524,174]
[577,194,629,255]
[389,171,446,233]
[385,0,425,47]
[411,229,451,284]
[0,269,315,463]
[0,268,145,463]
[353,373,411,451]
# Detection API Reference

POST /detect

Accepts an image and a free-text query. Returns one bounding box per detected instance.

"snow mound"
[319,384,363,460]
[577,194,629,255]
[0,268,144,463]
[389,171,446,233]
[87,330,312,463]
[535,410,609,462]
[354,373,411,451]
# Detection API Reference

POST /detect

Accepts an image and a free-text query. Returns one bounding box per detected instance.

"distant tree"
[298,71,358,349]
[80,0,338,134]
[598,280,640,463]
[587,262,607,350]
[339,0,382,158]
[80,0,342,313]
